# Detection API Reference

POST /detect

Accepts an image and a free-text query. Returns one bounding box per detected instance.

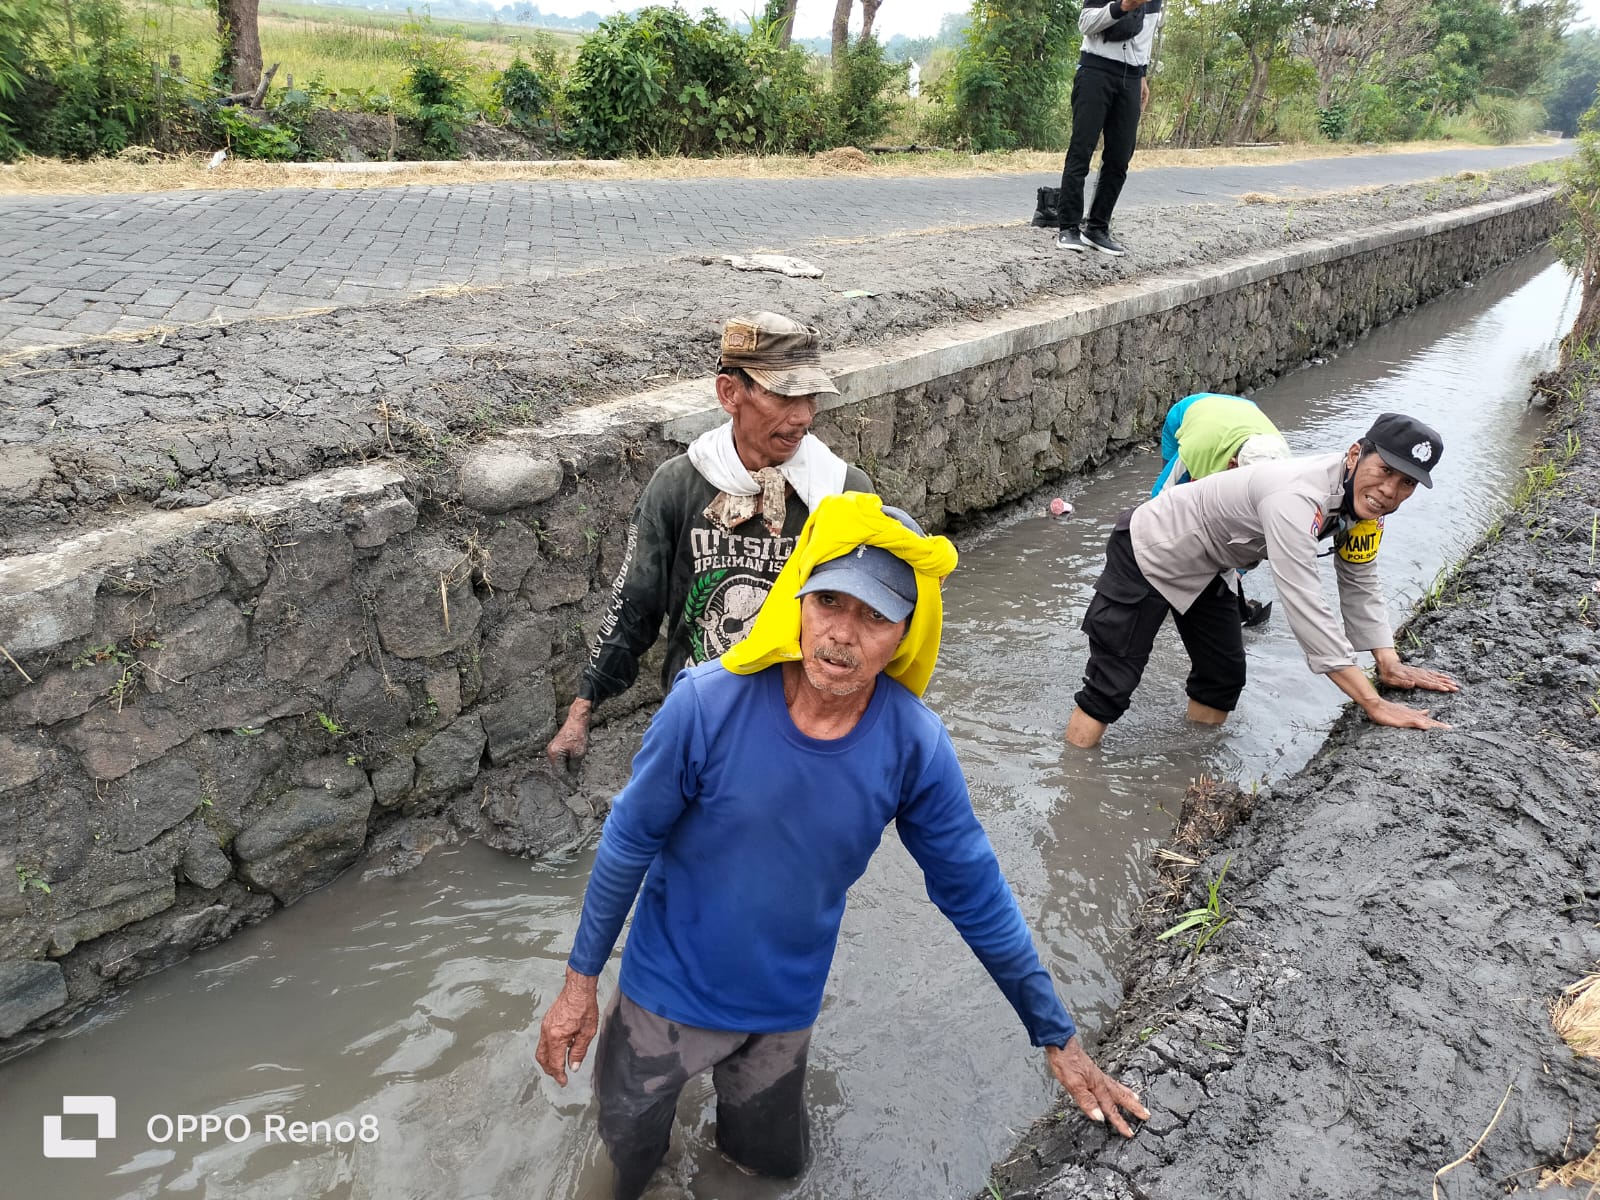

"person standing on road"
[535,493,1148,1200]
[544,311,872,768]
[1055,0,1163,257]
[1153,392,1292,627]
[1065,413,1461,748]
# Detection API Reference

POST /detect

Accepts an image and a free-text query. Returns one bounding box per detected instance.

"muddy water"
[0,254,1576,1200]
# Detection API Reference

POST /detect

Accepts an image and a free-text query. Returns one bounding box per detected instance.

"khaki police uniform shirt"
[1129,453,1393,674]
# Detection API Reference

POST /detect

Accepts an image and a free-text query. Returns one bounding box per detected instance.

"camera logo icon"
[43,1096,117,1159]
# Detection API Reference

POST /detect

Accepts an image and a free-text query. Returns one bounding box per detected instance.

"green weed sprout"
[1158,858,1234,957]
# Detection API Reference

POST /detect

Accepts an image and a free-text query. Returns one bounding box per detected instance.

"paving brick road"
[0,143,1570,356]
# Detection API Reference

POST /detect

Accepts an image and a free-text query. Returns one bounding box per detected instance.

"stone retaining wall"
[0,191,1559,1045]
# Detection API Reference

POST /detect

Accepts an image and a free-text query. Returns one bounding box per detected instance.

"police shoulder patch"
[1336,517,1384,564]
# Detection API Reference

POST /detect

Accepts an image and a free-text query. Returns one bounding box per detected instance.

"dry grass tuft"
[1553,973,1600,1060]
[813,146,872,173]
[1538,1125,1600,1191]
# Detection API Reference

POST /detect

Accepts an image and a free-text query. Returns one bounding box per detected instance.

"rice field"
[127,0,577,103]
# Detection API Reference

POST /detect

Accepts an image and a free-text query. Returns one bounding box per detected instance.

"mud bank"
[0,175,1558,1048]
[0,168,1553,551]
[986,385,1600,1196]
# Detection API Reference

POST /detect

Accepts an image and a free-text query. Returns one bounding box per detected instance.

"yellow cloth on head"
[720,491,958,697]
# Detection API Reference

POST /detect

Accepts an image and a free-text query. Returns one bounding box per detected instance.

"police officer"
[1066,413,1461,748]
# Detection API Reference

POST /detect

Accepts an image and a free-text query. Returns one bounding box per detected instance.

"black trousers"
[1058,60,1143,234]
[1075,518,1246,725]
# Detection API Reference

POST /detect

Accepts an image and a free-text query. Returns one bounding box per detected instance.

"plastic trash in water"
[1049,498,1072,517]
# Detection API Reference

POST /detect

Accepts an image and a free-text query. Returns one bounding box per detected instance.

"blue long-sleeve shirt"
[568,662,1077,1047]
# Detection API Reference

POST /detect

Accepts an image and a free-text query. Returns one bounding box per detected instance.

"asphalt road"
[0,142,1570,356]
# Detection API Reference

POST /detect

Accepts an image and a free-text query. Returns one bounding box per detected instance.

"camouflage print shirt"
[578,454,874,705]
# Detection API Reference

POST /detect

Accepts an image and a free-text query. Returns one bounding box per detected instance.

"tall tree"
[833,0,853,64]
[216,0,262,94]
[1224,0,1297,142]
[1297,0,1435,111]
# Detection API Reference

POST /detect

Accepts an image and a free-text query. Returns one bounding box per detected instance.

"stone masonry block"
[0,558,100,659]
[265,609,361,685]
[0,959,67,1036]
[998,359,1034,402]
[458,450,563,514]
[234,769,374,904]
[0,733,49,794]
[375,548,482,659]
[4,662,121,728]
[152,559,228,609]
[481,678,556,768]
[147,598,248,688]
[254,531,355,623]
[104,757,203,851]
[483,520,542,594]
[480,612,553,698]
[62,702,192,782]
[350,495,418,550]
[180,826,233,890]
[414,715,486,800]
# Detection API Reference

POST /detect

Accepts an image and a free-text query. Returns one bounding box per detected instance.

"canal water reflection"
[0,253,1576,1200]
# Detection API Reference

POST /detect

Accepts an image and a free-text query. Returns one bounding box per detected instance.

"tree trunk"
[762,0,798,48]
[861,0,882,42]
[831,0,853,67]
[1229,48,1270,144]
[216,0,263,95]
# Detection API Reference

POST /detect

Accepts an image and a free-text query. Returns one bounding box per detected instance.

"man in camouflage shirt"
[545,311,873,767]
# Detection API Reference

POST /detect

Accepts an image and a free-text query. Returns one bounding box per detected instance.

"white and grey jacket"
[1129,453,1394,674]
[1079,0,1162,75]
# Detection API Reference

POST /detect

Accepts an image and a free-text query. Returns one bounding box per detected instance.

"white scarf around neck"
[686,422,848,511]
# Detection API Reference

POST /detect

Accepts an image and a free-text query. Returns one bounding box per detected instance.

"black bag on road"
[1031,186,1061,227]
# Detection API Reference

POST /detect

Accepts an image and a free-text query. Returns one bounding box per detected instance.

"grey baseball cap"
[795,506,924,622]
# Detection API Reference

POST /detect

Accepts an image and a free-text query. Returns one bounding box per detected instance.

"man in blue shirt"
[535,493,1147,1200]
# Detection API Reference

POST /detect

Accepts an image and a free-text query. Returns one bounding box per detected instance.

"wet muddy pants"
[1075,512,1246,724]
[593,991,813,1200]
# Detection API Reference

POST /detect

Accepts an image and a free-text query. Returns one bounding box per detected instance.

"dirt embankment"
[987,380,1600,1196]
[0,168,1551,556]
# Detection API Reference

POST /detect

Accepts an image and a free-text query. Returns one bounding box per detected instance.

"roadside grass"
[0,138,1561,196]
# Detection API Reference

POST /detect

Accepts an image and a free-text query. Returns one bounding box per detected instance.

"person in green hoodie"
[1152,392,1291,627]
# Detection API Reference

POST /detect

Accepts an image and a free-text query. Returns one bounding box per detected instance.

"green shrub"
[943,0,1076,153]
[825,35,906,147]
[564,6,826,158]
[0,0,50,159]
[496,54,550,133]
[1316,103,1350,141]
[1468,92,1543,145]
[398,17,474,155]
[212,103,298,160]
[32,0,158,159]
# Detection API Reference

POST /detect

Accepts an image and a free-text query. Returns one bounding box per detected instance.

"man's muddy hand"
[546,699,593,769]
[1362,697,1450,731]
[535,967,600,1086]
[1376,660,1460,694]
[1045,1037,1148,1137]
